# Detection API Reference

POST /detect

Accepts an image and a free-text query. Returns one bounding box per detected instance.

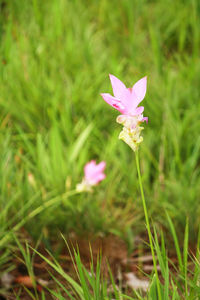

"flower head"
[101,74,148,152]
[76,160,106,192]
[101,74,147,116]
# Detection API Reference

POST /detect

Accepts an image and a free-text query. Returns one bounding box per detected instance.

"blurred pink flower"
[76,160,106,192]
[101,74,147,116]
[84,160,106,185]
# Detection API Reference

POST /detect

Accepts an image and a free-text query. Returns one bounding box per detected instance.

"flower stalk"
[135,151,162,300]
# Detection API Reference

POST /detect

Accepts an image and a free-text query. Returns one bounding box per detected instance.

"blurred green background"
[0,0,200,249]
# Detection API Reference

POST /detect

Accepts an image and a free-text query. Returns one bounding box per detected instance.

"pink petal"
[132,106,144,116]
[88,162,106,180]
[142,117,148,123]
[84,160,96,178]
[120,88,138,115]
[95,161,106,173]
[94,173,106,184]
[132,76,147,106]
[109,74,126,98]
[100,93,125,113]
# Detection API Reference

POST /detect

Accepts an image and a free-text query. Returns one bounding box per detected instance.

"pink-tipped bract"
[101,74,147,116]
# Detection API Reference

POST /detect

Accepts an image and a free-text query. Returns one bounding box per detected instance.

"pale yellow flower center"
[116,115,144,152]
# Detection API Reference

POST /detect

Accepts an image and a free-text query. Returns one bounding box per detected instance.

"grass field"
[0,0,200,298]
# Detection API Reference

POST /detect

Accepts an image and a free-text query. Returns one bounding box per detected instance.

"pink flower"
[101,74,147,117]
[76,160,106,192]
[101,74,148,152]
[84,160,106,185]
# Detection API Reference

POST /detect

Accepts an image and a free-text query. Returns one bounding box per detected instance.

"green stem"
[135,151,162,300]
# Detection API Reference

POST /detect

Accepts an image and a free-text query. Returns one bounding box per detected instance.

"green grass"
[0,0,200,296]
[11,226,200,299]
